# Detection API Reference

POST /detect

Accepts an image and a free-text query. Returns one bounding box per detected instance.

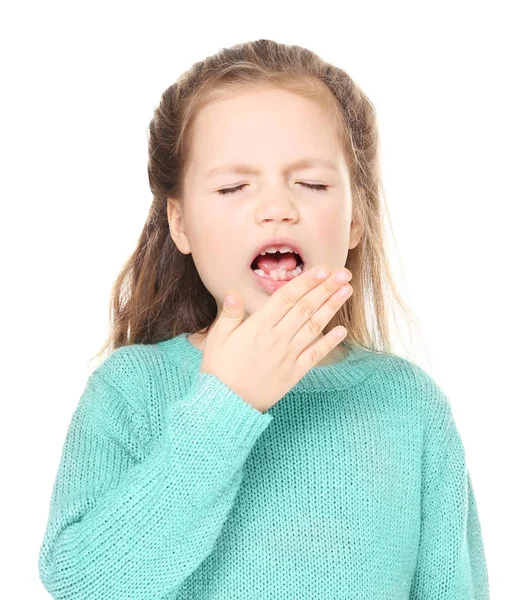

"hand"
[199,266,353,413]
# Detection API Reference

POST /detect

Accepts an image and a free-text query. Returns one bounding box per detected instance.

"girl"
[38,39,490,599]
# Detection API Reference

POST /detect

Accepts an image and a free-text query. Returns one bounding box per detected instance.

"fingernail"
[335,271,350,283]
[316,269,329,280]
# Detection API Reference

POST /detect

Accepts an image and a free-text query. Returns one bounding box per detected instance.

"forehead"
[187,88,345,179]
[205,157,340,179]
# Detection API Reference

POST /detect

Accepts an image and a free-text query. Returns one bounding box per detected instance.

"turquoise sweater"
[38,333,490,599]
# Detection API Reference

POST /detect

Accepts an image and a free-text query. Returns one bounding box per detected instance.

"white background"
[1,1,528,597]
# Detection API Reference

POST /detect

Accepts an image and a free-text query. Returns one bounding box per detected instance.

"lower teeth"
[253,265,304,281]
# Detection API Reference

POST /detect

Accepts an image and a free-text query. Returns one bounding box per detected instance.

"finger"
[290,281,352,352]
[294,322,350,372]
[212,289,246,344]
[258,266,336,328]
[273,267,352,338]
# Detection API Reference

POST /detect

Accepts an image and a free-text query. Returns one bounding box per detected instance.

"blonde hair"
[91,39,423,368]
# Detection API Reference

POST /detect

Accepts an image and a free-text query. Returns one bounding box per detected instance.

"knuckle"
[310,344,323,364]
[279,289,298,308]
[297,298,314,318]
[306,315,321,335]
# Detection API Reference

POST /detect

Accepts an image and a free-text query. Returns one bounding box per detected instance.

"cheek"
[309,212,351,259]
[312,212,341,239]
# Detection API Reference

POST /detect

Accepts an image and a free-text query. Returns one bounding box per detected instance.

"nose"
[255,189,299,224]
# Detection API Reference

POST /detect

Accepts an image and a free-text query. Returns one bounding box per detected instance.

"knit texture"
[38,333,490,599]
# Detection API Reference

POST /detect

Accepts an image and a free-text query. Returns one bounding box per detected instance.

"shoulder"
[371,352,455,430]
[91,344,156,406]
[93,340,182,397]
[89,342,176,445]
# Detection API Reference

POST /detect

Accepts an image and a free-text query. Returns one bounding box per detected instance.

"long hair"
[91,39,424,368]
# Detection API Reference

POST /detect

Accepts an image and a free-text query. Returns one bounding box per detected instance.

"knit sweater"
[38,333,490,600]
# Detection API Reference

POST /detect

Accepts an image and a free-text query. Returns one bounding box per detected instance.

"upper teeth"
[259,245,299,256]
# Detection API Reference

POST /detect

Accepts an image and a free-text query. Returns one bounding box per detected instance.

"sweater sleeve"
[409,390,490,600]
[38,367,273,600]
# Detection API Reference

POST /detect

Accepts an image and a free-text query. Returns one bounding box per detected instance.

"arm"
[38,367,273,600]
[409,390,490,599]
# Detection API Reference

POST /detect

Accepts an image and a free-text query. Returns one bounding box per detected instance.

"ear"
[348,186,365,250]
[167,197,192,255]
[349,217,364,250]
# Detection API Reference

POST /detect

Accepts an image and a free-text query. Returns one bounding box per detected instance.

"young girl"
[38,39,490,599]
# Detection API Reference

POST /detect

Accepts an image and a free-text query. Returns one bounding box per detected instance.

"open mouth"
[250,250,306,281]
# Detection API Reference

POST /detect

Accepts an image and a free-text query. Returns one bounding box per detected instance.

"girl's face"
[168,86,363,341]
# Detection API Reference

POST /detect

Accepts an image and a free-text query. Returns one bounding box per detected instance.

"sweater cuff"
[173,371,273,455]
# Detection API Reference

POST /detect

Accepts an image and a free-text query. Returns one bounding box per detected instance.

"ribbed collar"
[157,333,383,393]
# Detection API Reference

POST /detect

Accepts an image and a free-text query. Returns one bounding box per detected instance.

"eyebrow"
[205,158,339,179]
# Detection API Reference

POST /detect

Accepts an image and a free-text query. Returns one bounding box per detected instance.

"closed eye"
[216,182,330,195]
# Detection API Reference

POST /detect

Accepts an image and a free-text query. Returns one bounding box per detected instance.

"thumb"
[221,290,244,324]
[214,290,244,342]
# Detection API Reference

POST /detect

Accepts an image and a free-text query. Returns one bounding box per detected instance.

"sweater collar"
[157,333,382,393]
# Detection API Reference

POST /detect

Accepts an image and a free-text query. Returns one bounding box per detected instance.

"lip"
[250,261,308,294]
[248,236,307,269]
